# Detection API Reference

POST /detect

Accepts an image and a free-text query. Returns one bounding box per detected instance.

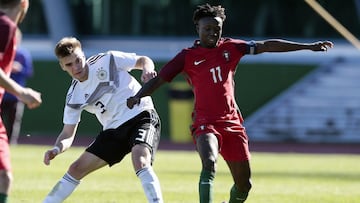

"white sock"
[136,167,163,203]
[43,173,80,203]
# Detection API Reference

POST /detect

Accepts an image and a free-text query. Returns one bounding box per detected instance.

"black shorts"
[86,109,161,166]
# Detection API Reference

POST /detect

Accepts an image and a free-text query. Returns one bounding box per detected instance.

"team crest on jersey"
[96,67,107,80]
[223,50,230,62]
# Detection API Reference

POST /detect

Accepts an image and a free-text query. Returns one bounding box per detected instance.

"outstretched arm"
[127,76,166,109]
[255,39,333,54]
[43,124,78,165]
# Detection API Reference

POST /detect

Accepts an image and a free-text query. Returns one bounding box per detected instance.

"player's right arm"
[127,50,186,109]
[127,76,166,109]
[43,124,78,165]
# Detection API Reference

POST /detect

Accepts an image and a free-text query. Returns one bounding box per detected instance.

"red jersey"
[0,11,17,100]
[0,11,17,138]
[159,38,252,125]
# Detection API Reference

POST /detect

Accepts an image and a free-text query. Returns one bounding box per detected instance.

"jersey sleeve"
[158,50,186,82]
[63,105,81,125]
[62,81,82,125]
[108,51,138,72]
[232,39,257,55]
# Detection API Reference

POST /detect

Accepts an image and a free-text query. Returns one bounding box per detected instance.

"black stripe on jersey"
[87,53,106,65]
[66,80,79,104]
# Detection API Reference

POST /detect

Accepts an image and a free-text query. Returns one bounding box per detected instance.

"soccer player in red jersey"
[127,4,333,203]
[0,0,42,202]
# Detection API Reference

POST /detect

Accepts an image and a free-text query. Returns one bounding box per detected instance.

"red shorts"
[0,123,11,171]
[192,119,251,161]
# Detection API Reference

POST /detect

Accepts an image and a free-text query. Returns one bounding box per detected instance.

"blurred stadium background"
[16,0,360,144]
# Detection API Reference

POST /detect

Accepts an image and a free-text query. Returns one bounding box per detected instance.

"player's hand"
[19,87,42,109]
[127,96,140,109]
[43,148,59,165]
[311,41,334,52]
[141,69,157,83]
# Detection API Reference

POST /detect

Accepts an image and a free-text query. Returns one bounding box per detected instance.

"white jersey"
[63,51,154,130]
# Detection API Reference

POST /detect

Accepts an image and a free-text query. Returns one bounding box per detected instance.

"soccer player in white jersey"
[42,37,163,203]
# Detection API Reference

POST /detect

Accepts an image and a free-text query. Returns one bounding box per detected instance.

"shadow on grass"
[252,171,360,181]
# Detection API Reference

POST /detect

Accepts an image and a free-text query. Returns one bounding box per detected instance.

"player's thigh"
[68,151,107,179]
[195,133,219,170]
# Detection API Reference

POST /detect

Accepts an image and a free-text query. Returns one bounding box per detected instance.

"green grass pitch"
[10,145,360,202]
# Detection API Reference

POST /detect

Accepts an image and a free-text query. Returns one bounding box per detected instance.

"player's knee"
[68,161,86,179]
[235,178,252,192]
[0,170,12,187]
[202,158,217,172]
[68,162,79,174]
[131,144,152,170]
[246,179,252,191]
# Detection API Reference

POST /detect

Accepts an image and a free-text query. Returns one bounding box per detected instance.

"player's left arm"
[134,56,157,83]
[254,39,334,54]
[43,124,78,165]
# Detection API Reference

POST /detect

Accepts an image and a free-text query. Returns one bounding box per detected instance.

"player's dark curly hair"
[192,3,226,25]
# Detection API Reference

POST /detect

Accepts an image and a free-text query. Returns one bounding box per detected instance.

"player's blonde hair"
[54,37,82,58]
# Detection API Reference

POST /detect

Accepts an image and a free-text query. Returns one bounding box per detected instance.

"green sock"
[229,184,248,203]
[0,193,8,203]
[199,170,215,203]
